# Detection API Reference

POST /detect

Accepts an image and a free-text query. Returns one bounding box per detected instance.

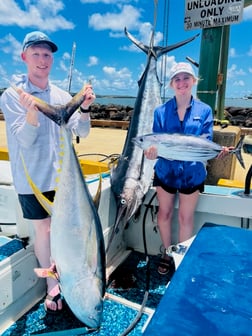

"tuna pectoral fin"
[20,152,53,215]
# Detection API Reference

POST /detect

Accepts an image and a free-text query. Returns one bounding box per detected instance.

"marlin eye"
[121,199,126,205]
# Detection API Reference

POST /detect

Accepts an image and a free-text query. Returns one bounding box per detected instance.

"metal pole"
[67,42,76,93]
[216,26,230,121]
[197,27,223,115]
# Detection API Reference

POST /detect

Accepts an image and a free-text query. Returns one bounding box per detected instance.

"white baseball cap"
[169,62,196,80]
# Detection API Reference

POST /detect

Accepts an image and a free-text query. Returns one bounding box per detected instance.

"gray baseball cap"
[22,31,58,52]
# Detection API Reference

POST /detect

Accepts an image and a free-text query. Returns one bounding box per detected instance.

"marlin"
[15,86,106,329]
[109,28,199,245]
[133,132,245,169]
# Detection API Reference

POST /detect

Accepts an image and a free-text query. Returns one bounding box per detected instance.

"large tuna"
[50,126,106,328]
[16,85,106,329]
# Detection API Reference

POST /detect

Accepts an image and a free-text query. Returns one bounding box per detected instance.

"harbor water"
[96,97,252,109]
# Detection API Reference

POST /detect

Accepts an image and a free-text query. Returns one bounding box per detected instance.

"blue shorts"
[153,173,204,195]
[18,191,55,220]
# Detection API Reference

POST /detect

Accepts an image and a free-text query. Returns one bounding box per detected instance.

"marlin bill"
[133,133,245,168]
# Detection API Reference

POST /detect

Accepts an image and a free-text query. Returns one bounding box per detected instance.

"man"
[1,31,95,312]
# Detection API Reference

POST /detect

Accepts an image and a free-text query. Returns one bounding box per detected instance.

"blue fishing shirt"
[153,96,213,189]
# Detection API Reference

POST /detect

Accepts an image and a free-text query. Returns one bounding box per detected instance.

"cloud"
[89,5,141,31]
[247,46,252,56]
[227,64,246,79]
[229,47,237,58]
[88,56,98,66]
[0,0,74,31]
[0,33,22,62]
[81,0,133,4]
[233,80,245,87]
[242,5,252,21]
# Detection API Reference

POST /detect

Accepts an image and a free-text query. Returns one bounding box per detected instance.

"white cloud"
[247,46,252,56]
[89,5,141,31]
[103,65,131,79]
[229,47,237,58]
[88,56,98,66]
[242,5,252,21]
[62,52,71,60]
[81,0,133,4]
[233,80,245,87]
[0,0,74,31]
[0,33,22,62]
[227,64,246,79]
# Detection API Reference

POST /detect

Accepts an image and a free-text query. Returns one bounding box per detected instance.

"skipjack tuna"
[133,132,245,168]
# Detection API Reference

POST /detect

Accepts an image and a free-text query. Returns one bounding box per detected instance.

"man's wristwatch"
[79,106,91,113]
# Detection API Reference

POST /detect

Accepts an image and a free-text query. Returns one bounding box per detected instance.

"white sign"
[184,0,244,31]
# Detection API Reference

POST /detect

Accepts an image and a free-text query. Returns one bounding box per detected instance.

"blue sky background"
[0,0,252,98]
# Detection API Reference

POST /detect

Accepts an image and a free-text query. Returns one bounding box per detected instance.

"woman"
[145,62,214,275]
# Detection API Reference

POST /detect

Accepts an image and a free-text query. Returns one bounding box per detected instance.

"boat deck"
[2,249,171,336]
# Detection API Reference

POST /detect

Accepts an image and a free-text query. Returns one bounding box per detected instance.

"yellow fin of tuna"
[20,151,53,215]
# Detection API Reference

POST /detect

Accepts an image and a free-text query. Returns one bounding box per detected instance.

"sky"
[0,0,252,98]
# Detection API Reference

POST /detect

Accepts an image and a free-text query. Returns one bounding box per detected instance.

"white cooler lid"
[0,161,13,185]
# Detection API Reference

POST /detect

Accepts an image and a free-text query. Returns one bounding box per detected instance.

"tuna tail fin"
[11,83,88,126]
[232,135,245,169]
[20,151,53,215]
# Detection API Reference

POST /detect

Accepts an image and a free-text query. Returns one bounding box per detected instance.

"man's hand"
[80,84,96,110]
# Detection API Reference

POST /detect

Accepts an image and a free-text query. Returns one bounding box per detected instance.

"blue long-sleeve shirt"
[153,96,213,189]
[1,74,90,194]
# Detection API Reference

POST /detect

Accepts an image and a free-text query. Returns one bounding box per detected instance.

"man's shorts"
[18,191,55,220]
[153,173,204,195]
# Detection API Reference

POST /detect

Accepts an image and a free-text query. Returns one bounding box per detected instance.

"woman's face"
[170,72,196,96]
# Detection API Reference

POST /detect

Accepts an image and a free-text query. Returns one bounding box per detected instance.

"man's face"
[21,44,53,79]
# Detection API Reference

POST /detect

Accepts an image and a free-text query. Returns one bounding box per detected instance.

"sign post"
[184,0,244,120]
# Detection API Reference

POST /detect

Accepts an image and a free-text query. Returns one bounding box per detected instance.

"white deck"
[0,160,251,333]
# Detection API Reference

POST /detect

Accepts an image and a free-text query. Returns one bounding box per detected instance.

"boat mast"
[67,42,76,93]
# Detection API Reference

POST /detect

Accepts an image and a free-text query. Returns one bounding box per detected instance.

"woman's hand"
[217,146,234,159]
[144,145,158,160]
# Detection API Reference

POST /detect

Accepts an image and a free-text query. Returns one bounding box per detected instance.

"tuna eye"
[121,199,126,205]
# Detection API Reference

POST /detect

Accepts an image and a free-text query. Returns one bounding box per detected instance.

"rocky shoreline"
[0,103,252,128]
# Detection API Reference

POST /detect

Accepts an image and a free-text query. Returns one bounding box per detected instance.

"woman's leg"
[178,190,200,243]
[156,187,176,275]
[156,186,175,249]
